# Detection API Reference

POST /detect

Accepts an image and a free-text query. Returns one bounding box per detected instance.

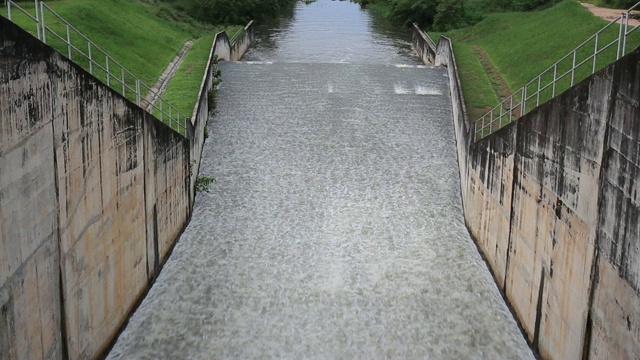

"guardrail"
[229,28,246,45]
[474,1,640,141]
[5,0,189,137]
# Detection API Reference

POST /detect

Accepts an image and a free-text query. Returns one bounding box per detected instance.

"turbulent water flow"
[108,1,533,359]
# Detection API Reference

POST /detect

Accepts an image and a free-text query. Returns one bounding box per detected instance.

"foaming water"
[107,1,534,359]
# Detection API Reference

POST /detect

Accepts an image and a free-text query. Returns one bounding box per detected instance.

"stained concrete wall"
[211,21,255,63]
[1,14,255,359]
[0,16,190,359]
[414,26,640,359]
[189,22,254,203]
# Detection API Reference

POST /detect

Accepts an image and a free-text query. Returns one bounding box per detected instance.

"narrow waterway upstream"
[108,1,534,358]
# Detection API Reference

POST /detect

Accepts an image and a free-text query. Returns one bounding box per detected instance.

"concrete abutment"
[413,24,640,360]
[0,16,253,359]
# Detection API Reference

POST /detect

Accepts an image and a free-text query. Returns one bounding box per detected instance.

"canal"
[107,1,534,358]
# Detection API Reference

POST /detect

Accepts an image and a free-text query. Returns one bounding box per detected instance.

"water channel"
[108,1,534,358]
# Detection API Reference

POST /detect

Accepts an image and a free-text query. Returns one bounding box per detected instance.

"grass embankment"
[161,26,243,115]
[431,0,640,120]
[2,0,241,127]
[2,0,209,88]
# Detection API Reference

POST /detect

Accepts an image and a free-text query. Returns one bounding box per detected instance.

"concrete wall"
[210,21,255,63]
[414,27,640,359]
[189,22,254,204]
[0,14,255,359]
[0,15,240,359]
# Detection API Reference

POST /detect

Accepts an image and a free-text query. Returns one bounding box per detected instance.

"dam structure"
[107,0,533,358]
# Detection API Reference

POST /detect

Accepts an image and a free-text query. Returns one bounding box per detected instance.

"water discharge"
[108,1,534,358]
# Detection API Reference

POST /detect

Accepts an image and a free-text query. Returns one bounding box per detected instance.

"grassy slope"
[448,43,500,119]
[161,34,216,115]
[2,0,245,130]
[1,0,209,87]
[432,0,639,120]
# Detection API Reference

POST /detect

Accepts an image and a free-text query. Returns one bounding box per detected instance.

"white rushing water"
[108,1,534,359]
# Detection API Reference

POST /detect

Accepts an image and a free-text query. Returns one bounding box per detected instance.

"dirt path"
[144,39,195,110]
[581,2,640,26]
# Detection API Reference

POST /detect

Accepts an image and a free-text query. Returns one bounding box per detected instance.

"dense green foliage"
[157,0,296,25]
[358,0,562,30]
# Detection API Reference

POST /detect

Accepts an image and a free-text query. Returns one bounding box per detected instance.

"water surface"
[107,1,533,358]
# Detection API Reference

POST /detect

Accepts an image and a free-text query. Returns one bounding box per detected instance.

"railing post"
[136,79,140,106]
[34,0,41,40]
[552,64,557,97]
[623,12,629,55]
[509,96,513,123]
[88,43,93,74]
[536,77,541,107]
[489,108,493,135]
[593,33,599,73]
[571,50,576,86]
[106,56,110,86]
[617,13,625,59]
[522,87,527,115]
[40,1,46,43]
[121,68,125,96]
[7,0,11,21]
[66,24,72,59]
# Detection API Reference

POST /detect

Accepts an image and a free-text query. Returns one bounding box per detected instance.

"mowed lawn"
[2,0,245,131]
[431,0,640,120]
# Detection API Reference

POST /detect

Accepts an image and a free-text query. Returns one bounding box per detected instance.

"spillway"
[107,1,533,358]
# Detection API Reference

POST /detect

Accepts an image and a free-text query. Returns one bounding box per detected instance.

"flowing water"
[108,1,534,358]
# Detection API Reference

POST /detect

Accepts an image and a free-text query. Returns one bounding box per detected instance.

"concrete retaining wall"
[413,26,640,359]
[0,16,253,360]
[189,22,254,203]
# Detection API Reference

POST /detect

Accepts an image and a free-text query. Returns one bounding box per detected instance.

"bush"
[158,0,296,25]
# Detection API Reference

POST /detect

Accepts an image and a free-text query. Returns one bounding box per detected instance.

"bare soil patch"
[581,3,640,26]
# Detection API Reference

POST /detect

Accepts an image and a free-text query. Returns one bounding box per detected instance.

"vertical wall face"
[52,69,149,358]
[0,17,194,360]
[505,72,611,359]
[0,28,63,359]
[144,116,190,274]
[589,53,640,360]
[414,28,640,359]
[466,130,516,290]
[1,16,254,359]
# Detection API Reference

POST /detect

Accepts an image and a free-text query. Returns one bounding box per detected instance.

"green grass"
[161,34,216,115]
[431,0,640,126]
[162,25,242,116]
[1,0,208,88]
[2,0,244,136]
[449,42,499,120]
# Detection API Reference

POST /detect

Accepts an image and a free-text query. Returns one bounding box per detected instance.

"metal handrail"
[229,28,246,45]
[474,1,640,141]
[5,0,189,137]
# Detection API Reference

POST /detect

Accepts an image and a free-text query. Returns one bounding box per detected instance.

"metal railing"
[5,0,189,137]
[229,28,246,45]
[474,1,640,141]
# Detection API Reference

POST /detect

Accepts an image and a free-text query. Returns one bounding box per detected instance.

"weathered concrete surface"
[416,25,640,359]
[588,51,640,359]
[0,20,64,360]
[0,16,195,360]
